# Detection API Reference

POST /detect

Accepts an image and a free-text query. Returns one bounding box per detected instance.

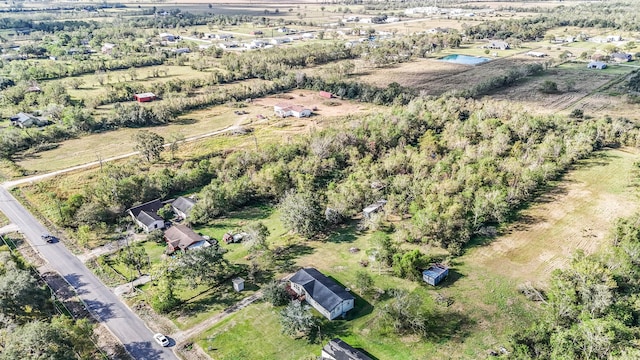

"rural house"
[127,199,166,232]
[159,32,175,41]
[10,112,48,128]
[611,52,632,62]
[289,268,355,320]
[422,264,449,286]
[164,224,211,254]
[274,103,312,118]
[171,196,196,219]
[133,92,156,103]
[363,200,387,219]
[321,338,372,360]
[484,41,510,50]
[587,61,607,70]
[101,43,116,54]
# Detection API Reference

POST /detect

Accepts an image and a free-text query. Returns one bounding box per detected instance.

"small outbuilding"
[134,92,156,103]
[587,61,607,70]
[422,264,449,286]
[232,278,245,292]
[319,91,333,99]
[321,338,372,360]
[362,200,387,219]
[171,196,196,219]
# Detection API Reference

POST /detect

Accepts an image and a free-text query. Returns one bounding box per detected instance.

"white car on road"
[154,333,170,347]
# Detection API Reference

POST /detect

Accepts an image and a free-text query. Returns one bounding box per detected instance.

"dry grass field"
[353,53,546,95]
[467,148,640,283]
[489,61,633,114]
[14,89,379,173]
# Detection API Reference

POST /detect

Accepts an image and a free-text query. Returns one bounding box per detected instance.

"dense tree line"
[512,213,640,359]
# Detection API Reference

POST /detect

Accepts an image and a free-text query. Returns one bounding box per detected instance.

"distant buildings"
[134,93,156,103]
[274,103,312,118]
[587,61,607,70]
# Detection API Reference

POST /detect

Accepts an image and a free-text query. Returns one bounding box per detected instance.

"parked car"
[153,333,170,347]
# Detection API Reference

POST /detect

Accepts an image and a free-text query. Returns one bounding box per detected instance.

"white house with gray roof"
[289,268,354,320]
[127,199,166,232]
[171,196,196,219]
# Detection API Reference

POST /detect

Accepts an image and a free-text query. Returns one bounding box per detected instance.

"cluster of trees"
[512,214,640,359]
[466,2,640,41]
[40,97,640,256]
[3,54,167,81]
[0,249,100,359]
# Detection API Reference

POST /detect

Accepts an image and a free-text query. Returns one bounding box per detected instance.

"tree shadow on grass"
[273,242,315,272]
[425,309,474,343]
[178,285,247,317]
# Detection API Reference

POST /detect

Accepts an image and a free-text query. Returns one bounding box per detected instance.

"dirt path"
[172,292,263,344]
[2,125,237,189]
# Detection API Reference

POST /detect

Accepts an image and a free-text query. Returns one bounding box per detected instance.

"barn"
[134,92,156,103]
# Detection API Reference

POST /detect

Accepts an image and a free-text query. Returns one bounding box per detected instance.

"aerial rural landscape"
[3,0,640,359]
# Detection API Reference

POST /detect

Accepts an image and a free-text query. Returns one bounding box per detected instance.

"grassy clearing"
[466,148,640,284]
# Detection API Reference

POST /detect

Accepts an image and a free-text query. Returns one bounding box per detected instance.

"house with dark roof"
[10,112,48,128]
[289,268,354,320]
[321,338,372,360]
[127,199,165,232]
[171,196,196,219]
[611,52,632,63]
[164,224,210,254]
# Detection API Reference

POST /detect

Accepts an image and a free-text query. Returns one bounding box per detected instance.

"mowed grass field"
[187,147,639,360]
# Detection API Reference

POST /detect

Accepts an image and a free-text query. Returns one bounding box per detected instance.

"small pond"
[439,54,490,65]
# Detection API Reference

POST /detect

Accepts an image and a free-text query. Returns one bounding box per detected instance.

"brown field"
[353,53,546,95]
[467,148,640,284]
[14,89,379,173]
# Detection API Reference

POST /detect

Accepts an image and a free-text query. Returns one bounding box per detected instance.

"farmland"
[3,1,640,359]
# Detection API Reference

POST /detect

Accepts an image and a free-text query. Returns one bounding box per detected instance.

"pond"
[439,54,490,65]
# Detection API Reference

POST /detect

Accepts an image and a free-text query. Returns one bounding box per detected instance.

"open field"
[352,52,544,95]
[13,89,379,173]
[468,148,640,283]
[489,61,635,114]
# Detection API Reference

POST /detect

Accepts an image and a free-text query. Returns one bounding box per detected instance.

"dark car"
[41,234,57,243]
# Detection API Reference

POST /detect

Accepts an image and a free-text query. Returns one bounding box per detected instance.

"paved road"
[0,188,179,360]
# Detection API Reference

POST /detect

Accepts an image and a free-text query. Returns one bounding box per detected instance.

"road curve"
[0,188,179,360]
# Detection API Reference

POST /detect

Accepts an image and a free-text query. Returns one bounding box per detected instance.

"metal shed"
[422,264,449,286]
